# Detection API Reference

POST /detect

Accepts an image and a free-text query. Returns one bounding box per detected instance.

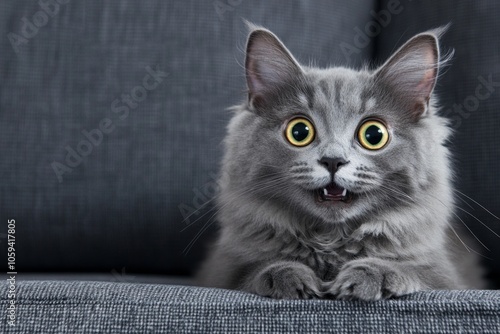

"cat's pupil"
[292,122,310,142]
[365,125,383,145]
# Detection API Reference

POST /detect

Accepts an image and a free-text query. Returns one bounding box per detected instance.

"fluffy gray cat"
[197,26,485,300]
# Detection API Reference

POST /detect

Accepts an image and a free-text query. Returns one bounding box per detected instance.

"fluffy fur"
[197,26,485,300]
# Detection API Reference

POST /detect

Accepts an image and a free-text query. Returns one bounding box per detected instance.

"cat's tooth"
[323,188,328,195]
[342,188,347,197]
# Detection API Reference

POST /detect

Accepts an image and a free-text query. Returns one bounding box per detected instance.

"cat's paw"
[249,261,322,299]
[328,258,422,301]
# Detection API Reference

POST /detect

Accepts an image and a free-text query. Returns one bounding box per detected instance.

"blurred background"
[0,1,499,287]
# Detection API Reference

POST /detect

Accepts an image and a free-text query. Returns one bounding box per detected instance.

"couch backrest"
[0,1,377,275]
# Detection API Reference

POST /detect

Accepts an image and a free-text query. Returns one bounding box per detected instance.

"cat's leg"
[326,257,459,301]
[243,261,323,299]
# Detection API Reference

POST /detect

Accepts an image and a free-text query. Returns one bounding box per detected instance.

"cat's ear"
[245,27,303,108]
[374,28,449,119]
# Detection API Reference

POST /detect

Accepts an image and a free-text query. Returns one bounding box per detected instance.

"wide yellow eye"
[285,117,315,147]
[357,120,389,150]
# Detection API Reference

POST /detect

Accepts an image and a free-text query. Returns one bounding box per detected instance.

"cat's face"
[224,27,450,225]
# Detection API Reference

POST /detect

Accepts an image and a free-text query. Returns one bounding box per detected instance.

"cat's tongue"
[321,183,347,201]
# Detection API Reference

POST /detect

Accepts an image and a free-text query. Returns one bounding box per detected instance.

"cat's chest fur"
[235,219,400,282]
[275,232,357,281]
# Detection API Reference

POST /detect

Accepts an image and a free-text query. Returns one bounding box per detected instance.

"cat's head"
[222,26,452,226]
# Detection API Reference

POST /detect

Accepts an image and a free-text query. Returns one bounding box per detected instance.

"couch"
[1,1,499,332]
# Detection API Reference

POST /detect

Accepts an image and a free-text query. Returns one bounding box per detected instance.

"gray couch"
[2,282,500,333]
[1,1,499,332]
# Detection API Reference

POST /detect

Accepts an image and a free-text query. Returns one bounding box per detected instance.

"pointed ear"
[245,28,303,107]
[375,30,446,119]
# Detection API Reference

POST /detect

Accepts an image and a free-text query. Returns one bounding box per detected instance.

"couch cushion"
[17,272,194,286]
[1,281,499,333]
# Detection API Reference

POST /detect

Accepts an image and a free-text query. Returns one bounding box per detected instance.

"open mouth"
[317,183,352,203]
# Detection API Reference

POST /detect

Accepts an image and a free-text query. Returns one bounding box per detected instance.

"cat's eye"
[357,120,389,150]
[285,117,315,147]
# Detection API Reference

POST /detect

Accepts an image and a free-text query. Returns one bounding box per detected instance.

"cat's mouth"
[317,183,352,203]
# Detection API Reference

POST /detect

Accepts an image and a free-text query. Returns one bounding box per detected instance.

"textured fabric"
[377,0,500,288]
[1,281,499,333]
[18,272,194,286]
[0,0,376,274]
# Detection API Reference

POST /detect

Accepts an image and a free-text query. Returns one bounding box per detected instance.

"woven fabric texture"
[1,281,499,333]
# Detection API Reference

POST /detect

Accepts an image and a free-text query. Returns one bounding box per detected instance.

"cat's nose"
[319,157,347,176]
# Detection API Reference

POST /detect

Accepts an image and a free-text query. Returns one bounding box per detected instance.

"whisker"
[447,225,492,260]
[448,225,471,252]
[453,193,475,211]
[179,200,216,231]
[456,207,500,240]
[372,181,416,206]
[450,210,490,251]
[391,173,499,221]
[182,218,216,255]
[180,170,287,229]
[181,176,292,253]
[183,175,290,230]
[453,189,500,221]
[382,178,491,251]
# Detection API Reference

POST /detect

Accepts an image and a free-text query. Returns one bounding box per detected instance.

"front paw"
[328,258,422,301]
[249,261,322,299]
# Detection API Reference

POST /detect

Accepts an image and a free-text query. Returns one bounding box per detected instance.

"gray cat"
[197,26,485,300]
